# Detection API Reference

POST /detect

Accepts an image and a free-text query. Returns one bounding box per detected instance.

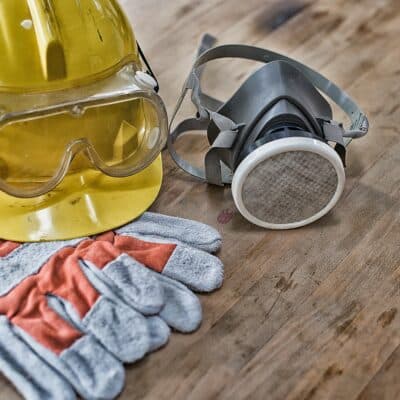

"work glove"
[0,213,223,400]
[86,212,224,330]
[0,238,170,400]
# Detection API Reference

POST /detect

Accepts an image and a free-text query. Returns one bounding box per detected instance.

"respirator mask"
[168,35,369,229]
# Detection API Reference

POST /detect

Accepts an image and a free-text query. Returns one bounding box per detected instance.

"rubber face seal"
[231,137,345,229]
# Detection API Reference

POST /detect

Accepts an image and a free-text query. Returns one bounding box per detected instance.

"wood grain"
[123,1,400,399]
[1,0,400,399]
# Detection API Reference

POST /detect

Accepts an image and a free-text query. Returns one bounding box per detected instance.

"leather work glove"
[0,239,169,400]
[0,213,224,400]
[85,212,224,330]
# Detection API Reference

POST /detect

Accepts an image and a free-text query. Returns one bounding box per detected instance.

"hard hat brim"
[0,156,163,242]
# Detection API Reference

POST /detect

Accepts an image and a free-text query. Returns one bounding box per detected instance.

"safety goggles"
[0,63,168,198]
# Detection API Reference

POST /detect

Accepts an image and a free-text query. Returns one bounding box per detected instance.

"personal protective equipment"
[0,323,76,400]
[169,35,369,229]
[0,213,224,400]
[0,0,168,242]
[0,240,168,399]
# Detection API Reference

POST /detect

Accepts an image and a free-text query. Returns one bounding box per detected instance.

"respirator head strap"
[190,42,369,140]
[169,35,223,134]
[167,113,240,185]
[167,117,209,181]
[320,119,347,166]
[168,35,238,186]
[191,34,225,116]
[205,129,238,186]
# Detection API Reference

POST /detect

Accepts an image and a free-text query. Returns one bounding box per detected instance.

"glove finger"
[48,293,151,365]
[116,212,222,253]
[60,335,125,400]
[84,297,150,363]
[146,316,170,352]
[80,257,172,352]
[156,274,202,333]
[13,318,125,400]
[54,262,154,364]
[76,260,170,353]
[83,254,164,315]
[160,244,224,292]
[0,316,76,400]
[106,239,223,293]
[84,253,202,333]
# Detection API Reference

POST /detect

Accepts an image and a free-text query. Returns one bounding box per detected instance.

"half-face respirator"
[168,35,369,229]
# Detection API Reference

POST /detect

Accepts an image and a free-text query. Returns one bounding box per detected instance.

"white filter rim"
[231,137,346,229]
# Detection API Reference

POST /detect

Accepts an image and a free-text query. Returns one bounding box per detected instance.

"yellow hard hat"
[0,0,168,242]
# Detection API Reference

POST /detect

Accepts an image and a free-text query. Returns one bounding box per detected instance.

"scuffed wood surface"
[120,1,400,399]
[2,0,400,399]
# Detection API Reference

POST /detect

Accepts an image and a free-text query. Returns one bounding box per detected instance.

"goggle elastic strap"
[137,41,160,93]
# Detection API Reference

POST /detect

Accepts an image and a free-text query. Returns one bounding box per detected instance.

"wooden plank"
[1,0,400,399]
[121,0,400,399]
[0,374,20,400]
[357,346,400,400]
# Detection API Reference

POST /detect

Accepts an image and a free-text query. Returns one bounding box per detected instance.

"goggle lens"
[0,96,166,197]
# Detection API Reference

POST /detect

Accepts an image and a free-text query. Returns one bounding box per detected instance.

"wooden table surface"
[1,0,400,399]
[119,1,400,399]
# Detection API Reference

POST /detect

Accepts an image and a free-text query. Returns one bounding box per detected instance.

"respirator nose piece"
[232,137,345,229]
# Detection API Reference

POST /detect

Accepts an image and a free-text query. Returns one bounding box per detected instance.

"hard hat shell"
[0,0,139,91]
[0,156,163,242]
[0,0,165,242]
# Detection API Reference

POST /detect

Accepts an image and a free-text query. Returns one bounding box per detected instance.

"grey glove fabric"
[116,212,224,292]
[83,254,203,334]
[0,212,224,400]
[0,317,75,400]
[0,240,166,400]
